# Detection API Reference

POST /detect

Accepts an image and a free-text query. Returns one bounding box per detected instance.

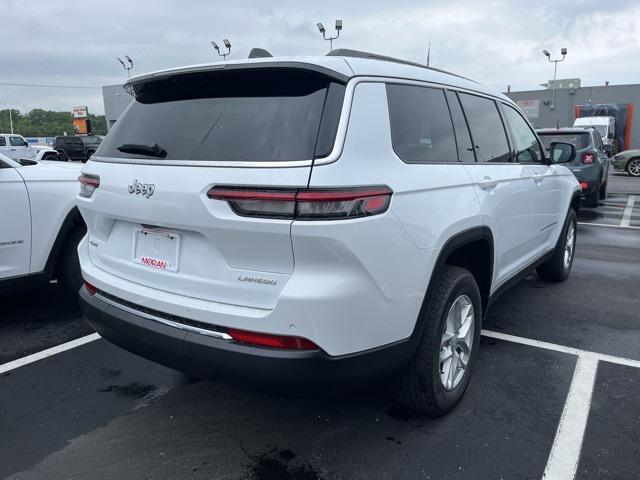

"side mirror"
[550,141,576,164]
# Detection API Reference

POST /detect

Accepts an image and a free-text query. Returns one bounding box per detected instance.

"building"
[506,81,639,150]
[102,84,132,130]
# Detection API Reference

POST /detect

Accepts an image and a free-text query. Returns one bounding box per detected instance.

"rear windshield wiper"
[117,143,167,158]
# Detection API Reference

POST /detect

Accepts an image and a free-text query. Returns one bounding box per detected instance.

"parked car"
[77,50,581,415]
[0,153,85,297]
[537,127,610,207]
[573,116,616,154]
[0,133,61,161]
[612,149,640,177]
[54,135,102,162]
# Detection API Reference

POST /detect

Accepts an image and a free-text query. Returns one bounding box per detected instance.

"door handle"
[478,176,498,190]
[533,174,544,182]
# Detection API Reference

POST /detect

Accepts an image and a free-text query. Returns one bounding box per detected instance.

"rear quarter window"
[96,67,345,163]
[386,84,458,163]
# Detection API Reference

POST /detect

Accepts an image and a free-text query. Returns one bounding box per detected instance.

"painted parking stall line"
[0,333,100,375]
[542,355,598,480]
[620,194,637,227]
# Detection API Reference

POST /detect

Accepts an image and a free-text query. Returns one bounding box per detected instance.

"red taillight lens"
[78,174,100,198]
[84,282,97,295]
[582,153,596,164]
[228,328,319,350]
[580,182,589,189]
[207,186,392,220]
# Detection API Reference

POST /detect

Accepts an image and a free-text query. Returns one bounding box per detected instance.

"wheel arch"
[411,226,494,340]
[44,206,86,279]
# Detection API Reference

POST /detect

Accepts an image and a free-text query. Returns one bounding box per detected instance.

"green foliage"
[0,109,107,137]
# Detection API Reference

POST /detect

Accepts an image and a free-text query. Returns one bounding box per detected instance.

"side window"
[9,136,27,147]
[386,84,458,163]
[502,104,543,163]
[0,137,6,146]
[459,93,511,163]
[445,90,476,162]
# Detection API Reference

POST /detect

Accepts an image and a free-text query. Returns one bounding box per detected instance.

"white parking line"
[0,333,100,375]
[482,330,640,368]
[542,355,598,480]
[577,221,640,230]
[620,195,637,227]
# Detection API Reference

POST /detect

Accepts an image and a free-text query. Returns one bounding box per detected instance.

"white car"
[0,133,62,162]
[0,153,85,296]
[77,50,581,415]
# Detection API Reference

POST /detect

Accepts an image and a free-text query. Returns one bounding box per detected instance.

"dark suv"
[537,128,609,207]
[54,135,102,162]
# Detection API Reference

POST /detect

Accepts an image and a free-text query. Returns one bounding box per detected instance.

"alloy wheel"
[440,294,475,391]
[628,159,640,177]
[564,221,576,270]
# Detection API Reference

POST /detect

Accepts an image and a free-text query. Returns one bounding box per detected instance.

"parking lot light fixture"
[117,56,134,78]
[212,39,231,60]
[317,19,342,52]
[542,48,567,109]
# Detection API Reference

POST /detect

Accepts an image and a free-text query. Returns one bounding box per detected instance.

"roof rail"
[327,48,476,83]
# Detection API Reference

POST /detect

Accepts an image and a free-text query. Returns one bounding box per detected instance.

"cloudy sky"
[2,0,639,114]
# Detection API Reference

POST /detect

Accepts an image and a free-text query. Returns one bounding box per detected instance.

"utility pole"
[542,48,567,110]
[9,108,13,134]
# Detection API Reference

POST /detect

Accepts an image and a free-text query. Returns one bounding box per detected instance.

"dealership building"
[506,80,639,150]
[102,84,132,130]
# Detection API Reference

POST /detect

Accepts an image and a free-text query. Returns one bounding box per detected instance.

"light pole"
[542,48,567,109]
[117,56,134,77]
[212,39,231,60]
[317,20,342,52]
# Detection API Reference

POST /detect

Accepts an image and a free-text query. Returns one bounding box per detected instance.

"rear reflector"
[582,152,596,164]
[228,328,319,350]
[208,186,392,220]
[84,282,97,295]
[78,174,100,198]
[580,182,589,189]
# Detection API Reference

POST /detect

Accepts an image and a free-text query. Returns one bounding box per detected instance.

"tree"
[0,109,108,137]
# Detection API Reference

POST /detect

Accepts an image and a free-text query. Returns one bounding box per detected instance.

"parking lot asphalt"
[1,178,638,480]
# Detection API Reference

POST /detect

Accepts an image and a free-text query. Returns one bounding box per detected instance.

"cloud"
[1,0,639,113]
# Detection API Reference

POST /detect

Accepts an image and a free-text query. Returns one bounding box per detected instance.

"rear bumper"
[80,288,416,391]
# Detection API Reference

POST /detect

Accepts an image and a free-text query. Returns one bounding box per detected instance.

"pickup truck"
[0,133,62,162]
[0,153,85,296]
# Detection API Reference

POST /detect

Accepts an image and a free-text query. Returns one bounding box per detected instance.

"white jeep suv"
[0,153,85,296]
[77,50,581,415]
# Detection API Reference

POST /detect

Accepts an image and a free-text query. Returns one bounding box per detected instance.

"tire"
[536,209,577,282]
[58,226,86,298]
[599,180,607,200]
[42,152,59,161]
[390,265,482,416]
[584,187,599,208]
[627,158,640,177]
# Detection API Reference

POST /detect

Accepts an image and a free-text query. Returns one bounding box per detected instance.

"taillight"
[582,152,596,164]
[228,328,319,350]
[580,182,589,189]
[84,282,97,295]
[208,186,392,220]
[78,174,100,198]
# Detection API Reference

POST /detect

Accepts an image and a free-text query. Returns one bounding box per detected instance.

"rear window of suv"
[538,132,590,150]
[96,67,345,163]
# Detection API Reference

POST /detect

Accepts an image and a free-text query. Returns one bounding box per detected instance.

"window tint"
[538,133,590,150]
[502,104,543,163]
[98,68,344,162]
[0,137,5,146]
[445,90,475,162]
[459,93,511,163]
[386,84,457,163]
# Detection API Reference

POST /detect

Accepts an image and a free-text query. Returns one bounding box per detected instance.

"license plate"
[132,228,181,272]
